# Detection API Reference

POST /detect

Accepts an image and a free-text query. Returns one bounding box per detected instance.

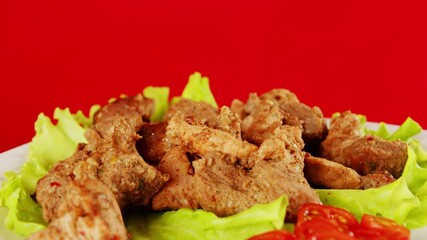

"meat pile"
[30,89,408,239]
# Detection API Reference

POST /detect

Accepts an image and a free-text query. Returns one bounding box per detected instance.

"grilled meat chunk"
[94,93,154,131]
[152,110,320,221]
[29,179,128,240]
[136,122,168,164]
[360,171,395,189]
[304,153,362,189]
[36,117,169,222]
[319,111,408,178]
[259,89,327,146]
[232,89,327,150]
[163,98,219,127]
[214,106,242,140]
[165,111,258,168]
[304,153,395,189]
[152,147,200,210]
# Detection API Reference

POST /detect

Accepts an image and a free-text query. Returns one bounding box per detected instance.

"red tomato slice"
[295,218,357,240]
[355,214,410,240]
[248,230,296,240]
[296,203,359,233]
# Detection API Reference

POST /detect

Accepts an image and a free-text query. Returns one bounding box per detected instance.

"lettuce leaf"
[318,117,427,228]
[171,72,218,108]
[126,195,288,240]
[0,106,99,236]
[318,176,420,224]
[143,86,170,122]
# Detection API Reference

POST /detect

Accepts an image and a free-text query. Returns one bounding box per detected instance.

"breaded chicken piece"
[36,117,169,222]
[232,89,327,150]
[163,98,219,127]
[319,111,408,178]
[165,111,258,168]
[259,89,327,146]
[136,122,168,164]
[152,147,200,210]
[137,107,242,165]
[304,153,362,189]
[304,153,395,189]
[214,107,242,140]
[94,93,154,132]
[152,110,320,221]
[240,94,291,146]
[29,179,128,240]
[360,171,395,189]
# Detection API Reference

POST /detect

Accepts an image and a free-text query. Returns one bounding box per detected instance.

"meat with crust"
[136,122,168,164]
[36,117,169,222]
[304,153,362,189]
[304,153,396,189]
[319,111,408,178]
[152,110,320,221]
[93,93,154,131]
[163,98,219,127]
[164,111,258,168]
[232,89,327,150]
[29,179,128,240]
[360,171,395,189]
[152,147,200,210]
[137,106,242,165]
[240,94,292,146]
[259,89,327,146]
[214,106,242,140]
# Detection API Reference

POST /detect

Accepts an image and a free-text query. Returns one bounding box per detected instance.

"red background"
[0,0,426,153]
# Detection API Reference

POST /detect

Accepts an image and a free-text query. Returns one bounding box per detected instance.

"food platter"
[0,122,426,240]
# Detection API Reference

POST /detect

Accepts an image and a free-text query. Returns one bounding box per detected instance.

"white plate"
[0,123,426,239]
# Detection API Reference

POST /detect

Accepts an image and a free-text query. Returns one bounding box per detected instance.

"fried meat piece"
[136,122,168,164]
[360,171,395,189]
[165,111,258,168]
[163,99,219,127]
[29,179,128,240]
[233,89,327,150]
[304,153,362,189]
[240,94,291,146]
[319,111,408,178]
[36,118,169,222]
[152,111,320,221]
[214,107,242,140]
[259,89,327,146]
[94,93,154,131]
[136,106,242,165]
[85,118,169,208]
[152,147,199,210]
[304,154,395,190]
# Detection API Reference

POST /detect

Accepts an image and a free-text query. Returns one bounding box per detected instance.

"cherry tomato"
[248,230,296,240]
[353,214,410,240]
[296,203,359,234]
[253,204,411,240]
[295,218,357,240]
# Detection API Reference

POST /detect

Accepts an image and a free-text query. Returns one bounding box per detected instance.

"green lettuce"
[143,86,170,122]
[318,117,427,228]
[171,72,218,108]
[0,106,99,236]
[126,195,288,240]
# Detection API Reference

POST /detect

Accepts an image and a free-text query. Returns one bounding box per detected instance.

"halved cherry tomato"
[296,203,359,234]
[353,214,410,240]
[295,218,357,240]
[252,204,411,240]
[248,230,296,240]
